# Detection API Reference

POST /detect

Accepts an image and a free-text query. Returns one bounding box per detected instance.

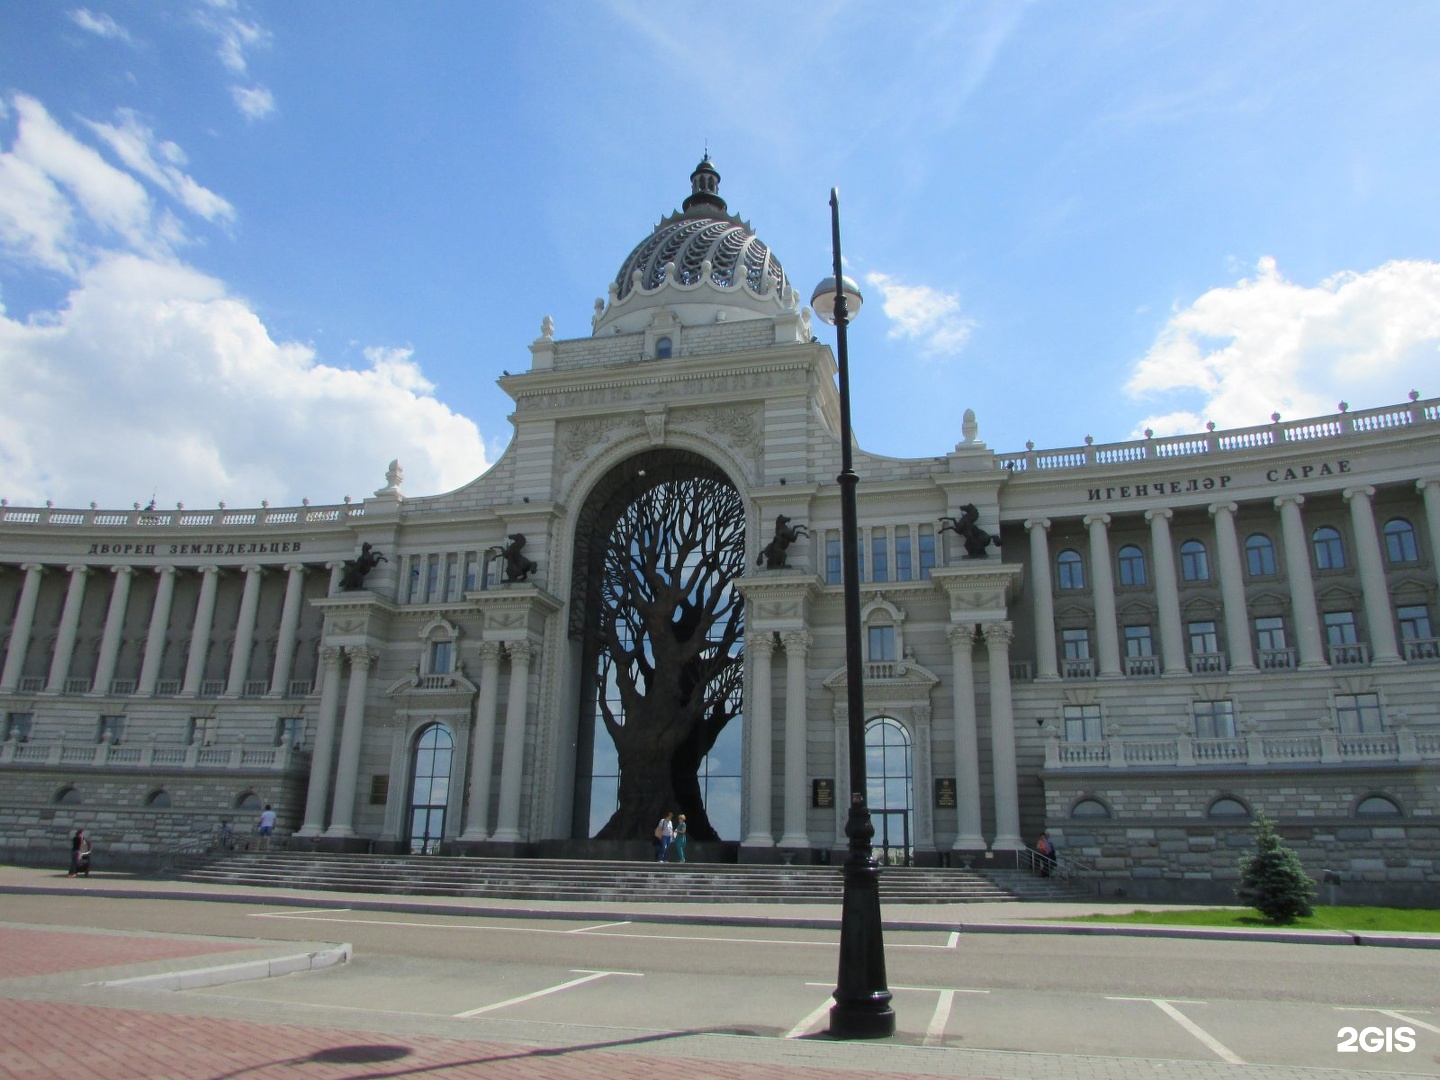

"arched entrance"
[407,723,453,854]
[865,716,914,865]
[569,448,746,844]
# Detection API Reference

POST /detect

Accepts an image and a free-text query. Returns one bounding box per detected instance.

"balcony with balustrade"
[1044,726,1439,771]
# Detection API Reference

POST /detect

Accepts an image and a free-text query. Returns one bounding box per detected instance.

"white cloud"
[68,8,133,43]
[864,271,975,358]
[230,85,276,121]
[194,4,270,74]
[0,94,489,508]
[1127,257,1440,436]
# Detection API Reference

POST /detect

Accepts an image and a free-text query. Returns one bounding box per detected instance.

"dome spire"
[682,154,727,215]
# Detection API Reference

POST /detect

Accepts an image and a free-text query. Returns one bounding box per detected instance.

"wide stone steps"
[168,851,1043,905]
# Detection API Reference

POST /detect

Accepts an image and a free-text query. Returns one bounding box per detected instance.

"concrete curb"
[99,943,352,991]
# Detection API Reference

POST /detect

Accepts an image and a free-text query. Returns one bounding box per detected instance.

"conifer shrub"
[1235,811,1316,923]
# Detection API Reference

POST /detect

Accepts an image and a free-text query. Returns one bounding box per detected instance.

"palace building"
[1,159,1436,903]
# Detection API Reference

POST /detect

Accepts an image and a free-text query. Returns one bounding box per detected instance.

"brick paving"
[0,927,253,979]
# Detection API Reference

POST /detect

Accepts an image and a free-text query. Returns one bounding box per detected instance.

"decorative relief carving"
[564,418,626,462]
[694,406,759,447]
[518,367,803,415]
[328,618,365,636]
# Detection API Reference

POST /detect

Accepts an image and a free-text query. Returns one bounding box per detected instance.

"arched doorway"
[865,716,914,865]
[569,448,746,844]
[407,723,453,854]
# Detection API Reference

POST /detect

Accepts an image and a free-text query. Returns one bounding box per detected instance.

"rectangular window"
[894,531,913,582]
[871,532,889,583]
[1335,692,1383,733]
[429,640,453,674]
[464,555,478,592]
[867,625,896,662]
[1397,604,1432,641]
[408,563,421,603]
[445,556,458,602]
[4,711,33,743]
[1254,616,1287,651]
[425,556,439,602]
[825,532,842,585]
[97,714,126,745]
[1123,624,1154,657]
[1324,611,1358,645]
[188,715,216,746]
[1063,703,1103,742]
[1194,699,1237,739]
[275,716,305,748]
[1187,620,1219,655]
[1062,628,1091,660]
[918,525,936,580]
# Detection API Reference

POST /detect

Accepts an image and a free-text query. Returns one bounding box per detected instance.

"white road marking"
[454,969,641,1018]
[785,994,835,1039]
[806,981,988,994]
[252,907,353,917]
[568,921,632,933]
[946,931,960,948]
[1107,996,1244,1065]
[924,988,955,1047]
[1335,1007,1440,1035]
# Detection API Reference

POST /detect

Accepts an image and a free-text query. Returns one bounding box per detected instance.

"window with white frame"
[1335,692,1383,733]
[1187,620,1219,655]
[1398,604,1433,641]
[1193,699,1237,739]
[1056,549,1085,589]
[1180,539,1210,582]
[894,531,912,581]
[1323,610,1358,646]
[918,525,936,580]
[1117,545,1147,586]
[825,532,841,585]
[1254,616,1287,651]
[1123,624,1153,657]
[1062,703,1103,742]
[1245,533,1277,577]
[870,532,889,583]
[97,714,126,745]
[1061,628,1091,660]
[429,639,454,675]
[1312,526,1346,570]
[1383,518,1419,563]
[867,624,897,663]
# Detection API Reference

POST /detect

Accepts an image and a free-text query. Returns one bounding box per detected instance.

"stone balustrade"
[0,736,303,771]
[1045,728,1437,770]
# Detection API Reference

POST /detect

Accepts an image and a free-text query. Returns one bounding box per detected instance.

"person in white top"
[656,813,675,862]
[258,804,277,850]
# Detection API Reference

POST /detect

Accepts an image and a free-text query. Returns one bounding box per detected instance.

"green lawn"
[1050,905,1440,933]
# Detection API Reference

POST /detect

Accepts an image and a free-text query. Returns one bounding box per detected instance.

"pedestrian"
[219,820,234,850]
[1036,830,1056,876]
[257,803,277,850]
[68,829,91,877]
[656,812,675,862]
[675,814,688,862]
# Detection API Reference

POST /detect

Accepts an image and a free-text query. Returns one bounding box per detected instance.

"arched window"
[1070,797,1110,819]
[235,791,262,812]
[1056,549,1084,590]
[1245,533,1277,577]
[1207,796,1250,818]
[654,336,673,359]
[1355,794,1402,817]
[1117,545,1147,586]
[145,790,172,808]
[55,786,81,805]
[1312,526,1345,570]
[864,717,914,866]
[1180,539,1210,582]
[409,723,454,855]
[1383,519,1418,563]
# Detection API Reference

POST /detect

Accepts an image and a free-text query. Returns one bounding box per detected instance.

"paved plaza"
[0,866,1435,1079]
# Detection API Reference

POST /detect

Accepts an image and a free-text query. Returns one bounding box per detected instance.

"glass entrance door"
[865,716,914,866]
[408,724,453,854]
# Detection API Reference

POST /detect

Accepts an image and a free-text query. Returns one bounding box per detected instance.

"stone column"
[983,622,1023,850]
[1144,509,1188,676]
[742,632,776,848]
[1208,502,1257,673]
[325,646,376,837]
[297,646,345,836]
[0,564,45,692]
[181,566,220,695]
[778,630,812,849]
[461,641,504,840]
[91,566,135,696]
[1083,513,1122,677]
[225,565,264,695]
[947,624,985,851]
[491,640,535,843]
[45,565,91,692]
[136,567,177,696]
[1419,480,1440,575]
[268,564,308,696]
[327,561,346,596]
[1345,485,1401,665]
[1275,495,1327,669]
[1025,519,1059,680]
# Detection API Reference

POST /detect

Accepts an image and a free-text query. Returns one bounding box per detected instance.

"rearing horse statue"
[757,514,809,570]
[938,504,1000,559]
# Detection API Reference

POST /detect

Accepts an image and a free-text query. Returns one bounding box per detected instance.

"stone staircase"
[164,851,1081,905]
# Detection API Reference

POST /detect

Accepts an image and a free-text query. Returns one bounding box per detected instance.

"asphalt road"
[4,892,1437,1077]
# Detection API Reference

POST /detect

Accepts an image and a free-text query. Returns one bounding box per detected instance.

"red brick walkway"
[0,927,252,979]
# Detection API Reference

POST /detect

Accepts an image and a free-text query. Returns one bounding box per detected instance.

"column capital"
[476,640,504,663]
[1207,501,1239,518]
[319,645,346,670]
[1082,512,1111,529]
[326,559,346,570]
[154,564,178,577]
[283,562,307,574]
[779,629,811,655]
[505,639,535,664]
[982,621,1014,649]
[1143,507,1173,523]
[946,623,977,649]
[1273,493,1305,510]
[240,563,264,575]
[64,564,92,576]
[1342,484,1377,503]
[197,564,221,576]
[748,632,775,658]
[1023,517,1051,532]
[110,564,136,577]
[20,563,46,574]
[1417,478,1440,495]
[344,645,378,670]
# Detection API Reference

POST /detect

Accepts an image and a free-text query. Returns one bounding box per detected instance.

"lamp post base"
[829,801,895,1039]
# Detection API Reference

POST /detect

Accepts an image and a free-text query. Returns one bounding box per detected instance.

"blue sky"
[3,2,1440,509]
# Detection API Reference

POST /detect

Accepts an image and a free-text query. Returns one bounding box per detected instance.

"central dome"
[593,157,797,336]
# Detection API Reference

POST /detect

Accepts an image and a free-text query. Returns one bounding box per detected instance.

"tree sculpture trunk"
[591,472,745,842]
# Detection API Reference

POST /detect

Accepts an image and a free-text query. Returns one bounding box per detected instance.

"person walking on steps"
[675,814,688,862]
[258,804,277,851]
[656,812,675,862]
[1036,830,1056,876]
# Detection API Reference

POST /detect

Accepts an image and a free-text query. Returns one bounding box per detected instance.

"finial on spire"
[683,154,726,215]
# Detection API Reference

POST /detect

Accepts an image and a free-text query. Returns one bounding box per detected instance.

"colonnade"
[1023,481,1440,679]
[0,561,317,697]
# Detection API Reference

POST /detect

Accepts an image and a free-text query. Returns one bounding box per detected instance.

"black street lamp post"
[811,188,896,1039]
